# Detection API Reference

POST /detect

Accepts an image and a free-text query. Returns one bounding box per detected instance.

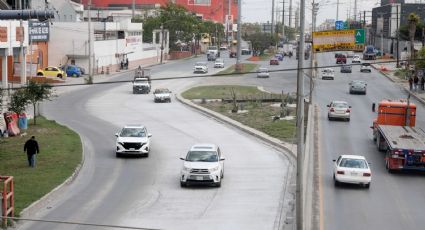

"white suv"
[180,144,225,187]
[115,125,152,157]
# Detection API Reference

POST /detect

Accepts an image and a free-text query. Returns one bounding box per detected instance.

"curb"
[371,64,396,83]
[175,93,297,160]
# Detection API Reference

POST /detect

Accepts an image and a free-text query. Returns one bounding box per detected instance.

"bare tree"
[230,88,238,113]
[408,13,420,66]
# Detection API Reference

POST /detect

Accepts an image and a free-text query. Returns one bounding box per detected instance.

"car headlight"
[210,166,219,172]
[183,166,191,172]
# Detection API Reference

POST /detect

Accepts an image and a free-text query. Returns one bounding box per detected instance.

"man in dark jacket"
[24,136,39,167]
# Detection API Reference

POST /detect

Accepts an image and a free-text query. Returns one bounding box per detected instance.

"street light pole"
[396,4,400,68]
[296,0,306,229]
[310,1,318,104]
[88,0,93,80]
[235,0,242,72]
[160,24,164,64]
[272,0,275,34]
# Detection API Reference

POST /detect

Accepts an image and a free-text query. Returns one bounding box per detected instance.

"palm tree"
[408,13,420,65]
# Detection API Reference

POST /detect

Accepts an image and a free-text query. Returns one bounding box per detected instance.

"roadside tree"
[8,89,28,114]
[408,13,420,63]
[25,80,54,125]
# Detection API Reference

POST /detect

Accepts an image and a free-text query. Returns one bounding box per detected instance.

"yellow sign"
[313,30,363,52]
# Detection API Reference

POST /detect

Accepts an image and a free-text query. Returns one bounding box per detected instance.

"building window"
[188,0,211,6]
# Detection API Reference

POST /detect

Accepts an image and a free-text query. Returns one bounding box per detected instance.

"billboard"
[29,21,49,42]
[312,29,365,53]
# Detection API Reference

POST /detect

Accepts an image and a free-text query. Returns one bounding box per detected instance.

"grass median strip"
[215,63,259,75]
[182,85,296,143]
[0,116,82,215]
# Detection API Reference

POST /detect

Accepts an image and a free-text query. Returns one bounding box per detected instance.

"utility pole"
[272,0,275,35]
[336,0,339,21]
[19,0,26,85]
[310,1,318,104]
[235,0,242,72]
[282,0,285,40]
[296,0,306,229]
[132,0,135,19]
[289,0,292,27]
[88,0,93,80]
[226,0,231,45]
[397,4,400,68]
[160,24,164,64]
[354,0,357,21]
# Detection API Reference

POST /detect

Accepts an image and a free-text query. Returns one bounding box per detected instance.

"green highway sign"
[355,29,365,44]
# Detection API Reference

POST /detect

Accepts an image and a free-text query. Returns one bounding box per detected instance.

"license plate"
[196,176,203,180]
[350,172,358,176]
[129,148,135,151]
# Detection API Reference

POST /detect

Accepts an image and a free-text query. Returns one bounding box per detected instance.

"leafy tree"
[25,80,54,125]
[399,22,424,41]
[0,89,3,111]
[9,89,28,114]
[408,13,420,62]
[416,46,425,69]
[246,32,276,55]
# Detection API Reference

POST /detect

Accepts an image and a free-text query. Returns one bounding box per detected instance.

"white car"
[352,55,361,63]
[321,68,335,80]
[193,62,208,73]
[327,100,351,121]
[360,63,372,73]
[214,58,225,68]
[180,143,225,187]
[257,67,270,78]
[115,125,152,157]
[153,88,172,103]
[333,155,371,188]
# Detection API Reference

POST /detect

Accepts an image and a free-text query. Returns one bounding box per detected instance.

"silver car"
[349,80,367,95]
[257,67,270,78]
[327,101,351,121]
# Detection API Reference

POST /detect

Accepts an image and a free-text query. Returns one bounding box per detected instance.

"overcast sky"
[241,0,381,26]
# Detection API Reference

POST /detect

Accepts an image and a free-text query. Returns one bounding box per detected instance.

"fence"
[0,176,14,227]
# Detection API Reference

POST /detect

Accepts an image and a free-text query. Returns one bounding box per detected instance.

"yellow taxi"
[36,66,67,80]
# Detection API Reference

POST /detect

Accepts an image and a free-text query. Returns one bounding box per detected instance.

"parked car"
[321,68,335,80]
[115,124,152,157]
[153,88,172,103]
[327,100,351,121]
[36,66,67,79]
[241,49,251,55]
[257,67,270,78]
[352,55,361,63]
[349,80,367,95]
[270,58,279,65]
[340,65,352,73]
[63,65,82,77]
[333,155,371,188]
[360,63,372,73]
[214,59,225,68]
[180,143,225,187]
[193,62,208,73]
[336,54,347,64]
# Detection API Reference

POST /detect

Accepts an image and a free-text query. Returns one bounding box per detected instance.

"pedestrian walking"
[409,77,413,90]
[24,136,39,167]
[421,76,425,90]
[414,75,419,91]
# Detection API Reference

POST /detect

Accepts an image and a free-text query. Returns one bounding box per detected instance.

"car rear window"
[186,151,218,162]
[339,158,368,169]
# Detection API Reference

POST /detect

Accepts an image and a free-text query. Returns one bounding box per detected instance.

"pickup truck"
[363,45,376,60]
[133,77,151,94]
[207,46,220,58]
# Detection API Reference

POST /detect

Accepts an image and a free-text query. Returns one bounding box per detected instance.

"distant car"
[321,68,335,80]
[133,77,151,94]
[207,53,217,61]
[349,80,367,95]
[37,66,67,79]
[153,88,172,103]
[241,49,251,55]
[336,54,347,64]
[340,65,352,73]
[214,58,225,68]
[180,143,225,187]
[327,101,351,121]
[64,65,82,77]
[360,63,372,73]
[193,62,208,73]
[115,124,152,157]
[346,51,355,58]
[77,66,85,75]
[257,67,270,78]
[333,155,371,188]
[335,52,342,58]
[270,58,279,65]
[352,55,361,63]
[275,53,284,61]
[219,46,227,51]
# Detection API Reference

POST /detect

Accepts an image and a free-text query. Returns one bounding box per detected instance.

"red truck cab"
[336,54,347,64]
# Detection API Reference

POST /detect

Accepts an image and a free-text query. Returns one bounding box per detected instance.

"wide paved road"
[19,53,295,230]
[315,52,425,230]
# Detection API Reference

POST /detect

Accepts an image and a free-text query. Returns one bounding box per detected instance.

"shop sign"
[29,21,49,42]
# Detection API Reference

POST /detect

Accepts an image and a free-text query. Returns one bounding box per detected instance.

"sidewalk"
[371,59,425,105]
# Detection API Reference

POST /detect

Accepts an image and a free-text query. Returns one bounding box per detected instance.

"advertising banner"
[312,29,365,52]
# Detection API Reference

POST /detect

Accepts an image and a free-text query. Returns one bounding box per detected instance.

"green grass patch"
[182,85,296,142]
[259,53,273,60]
[215,63,259,75]
[0,116,82,215]
[181,85,282,100]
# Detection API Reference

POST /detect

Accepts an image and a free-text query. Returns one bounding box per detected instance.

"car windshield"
[186,151,218,162]
[134,78,148,83]
[352,82,365,87]
[259,68,268,72]
[195,62,206,66]
[155,89,170,94]
[215,59,223,63]
[323,69,333,73]
[339,158,368,169]
[333,102,348,108]
[120,128,146,137]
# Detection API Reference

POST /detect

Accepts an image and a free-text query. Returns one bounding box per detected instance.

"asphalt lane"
[315,52,425,230]
[19,53,294,230]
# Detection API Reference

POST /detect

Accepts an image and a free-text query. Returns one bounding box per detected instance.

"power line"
[1,58,423,91]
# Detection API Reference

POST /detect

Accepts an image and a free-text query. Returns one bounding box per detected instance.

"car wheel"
[349,90,352,94]
[37,72,43,76]
[364,183,370,189]
[180,181,187,187]
[328,114,332,120]
[215,180,221,187]
[333,175,339,186]
[347,118,350,122]
[116,152,121,158]
[168,99,172,103]
[72,73,77,77]
[221,170,224,179]
[145,152,149,157]
[57,74,63,79]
